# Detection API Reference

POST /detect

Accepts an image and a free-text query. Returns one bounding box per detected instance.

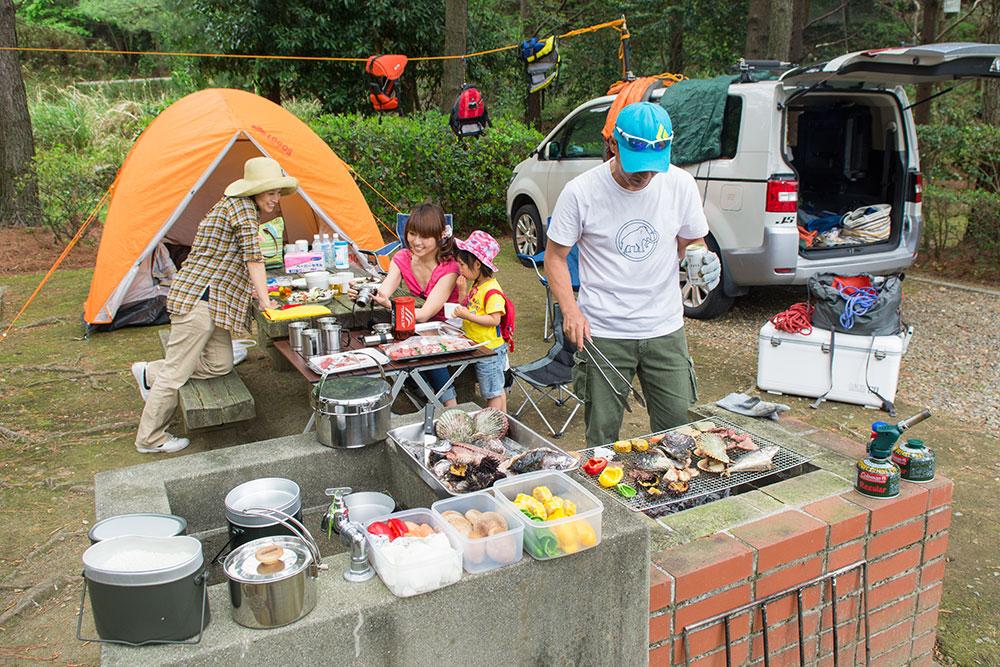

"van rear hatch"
[780,42,1000,88]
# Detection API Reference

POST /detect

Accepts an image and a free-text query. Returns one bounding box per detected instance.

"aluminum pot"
[224,478,302,551]
[311,374,391,448]
[223,508,322,629]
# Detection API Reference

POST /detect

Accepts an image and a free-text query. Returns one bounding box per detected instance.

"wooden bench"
[158,331,255,430]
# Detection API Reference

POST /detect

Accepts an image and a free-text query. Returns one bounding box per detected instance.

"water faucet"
[324,487,374,583]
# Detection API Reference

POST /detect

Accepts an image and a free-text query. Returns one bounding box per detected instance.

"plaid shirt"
[167,197,263,335]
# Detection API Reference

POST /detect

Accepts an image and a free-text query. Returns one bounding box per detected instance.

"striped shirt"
[167,197,263,335]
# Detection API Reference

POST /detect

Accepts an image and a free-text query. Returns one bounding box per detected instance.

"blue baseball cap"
[613,102,673,173]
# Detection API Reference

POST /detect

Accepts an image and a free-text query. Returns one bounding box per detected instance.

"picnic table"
[274,326,495,431]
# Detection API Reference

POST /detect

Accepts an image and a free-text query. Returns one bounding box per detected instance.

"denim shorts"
[475,344,508,399]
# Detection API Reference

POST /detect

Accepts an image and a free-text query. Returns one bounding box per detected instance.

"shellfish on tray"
[693,433,731,464]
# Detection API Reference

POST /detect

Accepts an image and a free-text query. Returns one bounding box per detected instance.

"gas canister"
[892,439,936,482]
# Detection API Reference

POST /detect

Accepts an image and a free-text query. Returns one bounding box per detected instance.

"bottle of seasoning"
[892,439,936,482]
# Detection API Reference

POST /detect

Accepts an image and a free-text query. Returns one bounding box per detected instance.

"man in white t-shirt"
[545,101,721,446]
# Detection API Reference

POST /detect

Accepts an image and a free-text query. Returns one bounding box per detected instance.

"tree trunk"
[767,0,794,61]
[521,0,541,129]
[440,0,467,113]
[744,0,772,59]
[913,0,941,125]
[981,0,1000,127]
[667,0,685,72]
[0,0,43,227]
[789,0,810,63]
[260,75,281,106]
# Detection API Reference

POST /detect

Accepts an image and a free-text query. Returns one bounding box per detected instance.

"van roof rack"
[733,58,797,83]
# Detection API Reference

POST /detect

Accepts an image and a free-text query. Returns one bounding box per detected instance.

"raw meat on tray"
[380,335,474,361]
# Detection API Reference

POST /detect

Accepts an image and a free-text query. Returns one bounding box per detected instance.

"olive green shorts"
[572,328,698,447]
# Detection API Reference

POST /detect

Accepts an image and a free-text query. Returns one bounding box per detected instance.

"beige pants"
[135,301,233,448]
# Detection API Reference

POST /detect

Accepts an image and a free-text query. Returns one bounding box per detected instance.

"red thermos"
[392,296,416,339]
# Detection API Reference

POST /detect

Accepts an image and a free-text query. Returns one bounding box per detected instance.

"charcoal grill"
[574,417,811,514]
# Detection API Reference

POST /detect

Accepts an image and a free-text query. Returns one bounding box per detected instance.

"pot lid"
[223,536,312,583]
[314,376,390,406]
[88,513,187,543]
[225,478,301,528]
[83,535,203,586]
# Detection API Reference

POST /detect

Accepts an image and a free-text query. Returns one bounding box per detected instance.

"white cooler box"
[756,321,910,409]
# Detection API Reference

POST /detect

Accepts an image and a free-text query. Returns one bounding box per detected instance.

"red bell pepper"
[367,521,394,539]
[582,457,608,476]
[386,518,408,539]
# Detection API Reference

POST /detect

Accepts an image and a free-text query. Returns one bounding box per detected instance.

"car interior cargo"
[786,92,907,256]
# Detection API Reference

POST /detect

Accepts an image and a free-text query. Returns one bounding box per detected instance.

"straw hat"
[224,157,299,197]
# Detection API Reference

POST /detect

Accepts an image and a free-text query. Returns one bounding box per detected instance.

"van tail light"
[909,172,923,203]
[766,178,798,213]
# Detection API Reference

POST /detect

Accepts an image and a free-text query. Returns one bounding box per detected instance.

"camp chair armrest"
[357,249,389,277]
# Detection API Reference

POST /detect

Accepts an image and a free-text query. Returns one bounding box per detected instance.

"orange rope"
[347,165,403,217]
[0,186,113,343]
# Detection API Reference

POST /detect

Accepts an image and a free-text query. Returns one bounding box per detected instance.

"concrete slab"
[93,405,651,666]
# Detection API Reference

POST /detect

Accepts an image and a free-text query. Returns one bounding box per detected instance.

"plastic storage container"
[431,492,524,573]
[364,509,463,597]
[493,471,604,560]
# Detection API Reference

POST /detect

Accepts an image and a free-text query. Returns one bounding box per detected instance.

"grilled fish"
[723,446,779,477]
[501,447,575,474]
[695,433,731,463]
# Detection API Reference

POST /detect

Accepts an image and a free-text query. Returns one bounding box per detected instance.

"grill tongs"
[582,340,647,413]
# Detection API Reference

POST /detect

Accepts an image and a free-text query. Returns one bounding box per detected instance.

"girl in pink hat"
[453,230,509,411]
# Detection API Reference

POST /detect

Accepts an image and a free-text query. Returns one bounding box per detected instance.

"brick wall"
[648,476,953,666]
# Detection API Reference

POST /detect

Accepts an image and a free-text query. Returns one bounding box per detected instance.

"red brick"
[869,595,916,634]
[920,558,946,588]
[804,429,866,458]
[650,564,674,612]
[910,652,935,667]
[681,643,750,667]
[749,641,804,667]
[649,642,670,666]
[870,618,914,655]
[918,582,943,612]
[675,584,752,631]
[650,612,671,644]
[671,613,750,664]
[731,510,827,571]
[818,589,865,629]
[868,571,918,610]
[827,540,865,572]
[911,630,937,660]
[922,533,949,563]
[868,518,926,558]
[843,482,929,532]
[654,534,754,603]
[816,627,866,660]
[755,557,823,598]
[749,611,819,656]
[765,586,822,624]
[868,544,922,583]
[914,607,940,636]
[925,476,954,510]
[925,507,952,535]
[803,495,869,545]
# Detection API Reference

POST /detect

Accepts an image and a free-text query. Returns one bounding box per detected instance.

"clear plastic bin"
[492,471,604,560]
[431,492,524,573]
[364,509,463,597]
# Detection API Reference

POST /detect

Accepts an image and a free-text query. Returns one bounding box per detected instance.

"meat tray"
[386,414,580,497]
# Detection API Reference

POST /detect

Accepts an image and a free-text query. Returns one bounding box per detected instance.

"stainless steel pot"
[224,478,302,550]
[311,374,391,448]
[222,508,322,629]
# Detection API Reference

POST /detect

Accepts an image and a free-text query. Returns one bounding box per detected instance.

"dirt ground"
[0,241,997,665]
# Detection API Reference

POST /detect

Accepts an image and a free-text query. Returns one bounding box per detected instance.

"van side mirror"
[546,142,561,160]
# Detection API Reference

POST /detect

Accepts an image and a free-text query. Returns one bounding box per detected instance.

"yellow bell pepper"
[563,499,577,516]
[573,521,598,547]
[550,522,579,554]
[513,494,545,518]
[546,508,566,521]
[532,486,553,503]
[598,465,624,488]
[612,440,632,454]
[543,496,564,516]
[631,438,650,452]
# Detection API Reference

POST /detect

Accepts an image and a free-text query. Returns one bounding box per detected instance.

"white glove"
[700,251,721,291]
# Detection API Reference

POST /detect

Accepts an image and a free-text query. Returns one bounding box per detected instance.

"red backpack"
[483,288,516,353]
[449,84,489,137]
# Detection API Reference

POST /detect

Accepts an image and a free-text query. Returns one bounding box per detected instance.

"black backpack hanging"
[449,84,490,138]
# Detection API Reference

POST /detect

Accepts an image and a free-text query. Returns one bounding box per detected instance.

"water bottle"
[312,234,322,253]
[321,233,334,269]
[334,240,350,269]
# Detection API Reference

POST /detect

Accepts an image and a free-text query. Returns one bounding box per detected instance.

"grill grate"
[574,416,811,515]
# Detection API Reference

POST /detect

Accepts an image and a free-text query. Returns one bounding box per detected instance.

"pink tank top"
[392,250,460,321]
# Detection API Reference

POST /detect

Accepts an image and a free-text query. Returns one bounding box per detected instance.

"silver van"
[507,43,1000,317]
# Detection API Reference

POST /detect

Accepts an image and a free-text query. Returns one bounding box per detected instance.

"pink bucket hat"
[454,230,500,272]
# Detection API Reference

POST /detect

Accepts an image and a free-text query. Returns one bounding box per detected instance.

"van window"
[556,105,609,159]
[718,96,742,159]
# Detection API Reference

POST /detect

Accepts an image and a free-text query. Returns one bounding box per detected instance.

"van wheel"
[512,203,544,266]
[681,237,734,319]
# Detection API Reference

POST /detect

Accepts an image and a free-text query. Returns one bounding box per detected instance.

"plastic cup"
[443,302,459,319]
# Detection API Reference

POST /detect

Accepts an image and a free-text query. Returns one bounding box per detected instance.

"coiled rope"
[770,302,815,335]
[838,286,879,330]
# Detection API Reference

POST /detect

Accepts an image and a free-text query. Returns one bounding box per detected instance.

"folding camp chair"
[516,221,579,340]
[358,212,454,276]
[511,304,582,438]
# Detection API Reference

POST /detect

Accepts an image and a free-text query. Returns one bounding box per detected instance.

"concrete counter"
[93,406,652,666]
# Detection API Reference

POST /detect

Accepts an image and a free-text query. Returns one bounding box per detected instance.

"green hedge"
[310,111,543,240]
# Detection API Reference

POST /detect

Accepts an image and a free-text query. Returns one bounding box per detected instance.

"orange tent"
[84,88,382,326]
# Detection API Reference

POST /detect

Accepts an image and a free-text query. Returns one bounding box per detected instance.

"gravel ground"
[683,273,1000,430]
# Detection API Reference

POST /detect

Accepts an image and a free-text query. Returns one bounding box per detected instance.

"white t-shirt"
[547,160,709,339]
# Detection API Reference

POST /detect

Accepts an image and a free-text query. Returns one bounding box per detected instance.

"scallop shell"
[435,408,475,442]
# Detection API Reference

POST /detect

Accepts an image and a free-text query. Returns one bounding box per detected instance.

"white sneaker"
[136,436,189,454]
[131,362,150,401]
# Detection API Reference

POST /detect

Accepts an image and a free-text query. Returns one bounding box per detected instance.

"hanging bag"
[449,84,490,138]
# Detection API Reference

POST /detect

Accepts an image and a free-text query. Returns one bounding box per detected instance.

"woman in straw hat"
[131,157,298,454]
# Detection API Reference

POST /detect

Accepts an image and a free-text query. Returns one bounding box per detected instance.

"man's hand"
[259,297,279,310]
[562,303,592,352]
[700,251,721,291]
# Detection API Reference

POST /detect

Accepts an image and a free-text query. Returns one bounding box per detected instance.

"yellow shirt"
[463,278,506,349]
